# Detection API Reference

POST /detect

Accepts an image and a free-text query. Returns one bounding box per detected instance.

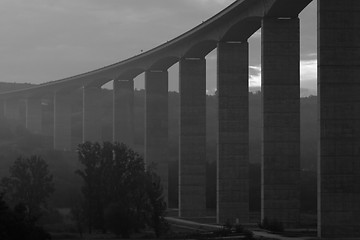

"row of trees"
[0,142,167,239]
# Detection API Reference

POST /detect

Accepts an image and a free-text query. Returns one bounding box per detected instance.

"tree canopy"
[1,155,54,218]
[76,141,167,238]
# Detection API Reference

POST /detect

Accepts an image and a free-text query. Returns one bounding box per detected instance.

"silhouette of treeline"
[0,82,35,93]
[0,86,317,214]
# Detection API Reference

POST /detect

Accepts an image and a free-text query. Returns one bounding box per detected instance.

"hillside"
[0,82,35,93]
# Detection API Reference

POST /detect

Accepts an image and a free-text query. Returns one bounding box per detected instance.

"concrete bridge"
[0,0,359,238]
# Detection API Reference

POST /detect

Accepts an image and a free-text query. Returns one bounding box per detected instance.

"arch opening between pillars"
[182,40,217,59]
[150,56,179,71]
[220,17,262,42]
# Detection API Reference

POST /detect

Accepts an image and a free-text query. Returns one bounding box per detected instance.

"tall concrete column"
[261,17,300,228]
[318,1,360,238]
[26,97,42,134]
[179,58,206,218]
[145,70,169,203]
[0,99,5,119]
[113,79,134,146]
[83,86,102,143]
[4,98,20,121]
[217,41,249,224]
[53,92,72,151]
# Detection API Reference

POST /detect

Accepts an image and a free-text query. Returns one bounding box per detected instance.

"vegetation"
[76,141,167,238]
[0,88,318,238]
[174,222,255,240]
[0,155,54,240]
[0,155,54,219]
[259,217,284,233]
[0,193,51,240]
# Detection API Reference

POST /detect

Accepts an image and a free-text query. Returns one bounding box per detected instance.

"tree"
[144,169,168,238]
[71,198,85,239]
[75,141,111,233]
[0,192,51,240]
[1,155,54,219]
[76,141,167,238]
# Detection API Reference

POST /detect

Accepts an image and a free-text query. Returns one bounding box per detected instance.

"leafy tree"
[76,141,167,238]
[1,155,54,219]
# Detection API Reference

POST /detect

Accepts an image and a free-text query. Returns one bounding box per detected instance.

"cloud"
[300,59,317,82]
[249,65,261,86]
[300,59,317,94]
[248,58,317,90]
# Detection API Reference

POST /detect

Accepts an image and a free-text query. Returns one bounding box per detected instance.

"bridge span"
[0,0,359,238]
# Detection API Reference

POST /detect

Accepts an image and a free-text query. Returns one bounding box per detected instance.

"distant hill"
[0,82,35,93]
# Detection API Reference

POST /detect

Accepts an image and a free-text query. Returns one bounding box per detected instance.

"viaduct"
[0,0,359,238]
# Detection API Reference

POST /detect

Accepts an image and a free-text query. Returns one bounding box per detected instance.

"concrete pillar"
[0,99,5,119]
[26,97,42,134]
[82,86,102,143]
[318,1,360,238]
[4,98,20,121]
[261,17,300,228]
[179,58,206,218]
[18,100,27,127]
[113,79,134,146]
[145,70,169,203]
[217,41,249,224]
[53,92,72,151]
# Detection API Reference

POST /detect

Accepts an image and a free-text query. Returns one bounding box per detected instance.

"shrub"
[259,217,284,233]
[234,223,244,233]
[76,142,167,238]
[243,229,255,240]
[223,219,233,231]
[0,193,51,240]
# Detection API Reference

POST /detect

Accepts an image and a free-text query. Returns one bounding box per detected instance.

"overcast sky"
[0,0,317,94]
